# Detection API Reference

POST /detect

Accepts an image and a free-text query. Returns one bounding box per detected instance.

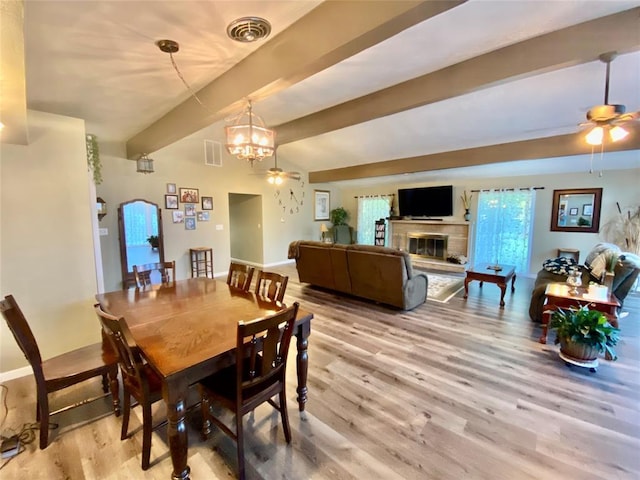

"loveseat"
[288,241,428,310]
[529,243,640,322]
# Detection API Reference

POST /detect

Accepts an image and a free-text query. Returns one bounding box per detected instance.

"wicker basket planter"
[559,337,599,362]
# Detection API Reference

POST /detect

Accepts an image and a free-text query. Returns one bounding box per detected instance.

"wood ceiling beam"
[125,0,465,159]
[276,7,640,145]
[309,130,640,183]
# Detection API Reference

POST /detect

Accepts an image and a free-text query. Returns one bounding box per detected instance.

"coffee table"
[463,263,516,308]
[540,282,619,345]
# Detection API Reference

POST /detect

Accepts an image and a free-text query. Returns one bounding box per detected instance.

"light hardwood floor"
[1,264,638,479]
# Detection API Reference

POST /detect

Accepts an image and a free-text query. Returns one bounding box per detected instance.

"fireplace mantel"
[389,220,471,272]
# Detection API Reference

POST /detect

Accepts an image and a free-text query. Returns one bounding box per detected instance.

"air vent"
[227,17,271,43]
[204,140,222,167]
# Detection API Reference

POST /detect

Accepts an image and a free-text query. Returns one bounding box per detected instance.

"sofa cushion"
[346,248,408,308]
[346,244,414,278]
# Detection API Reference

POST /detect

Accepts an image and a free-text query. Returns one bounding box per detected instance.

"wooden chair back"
[133,260,175,288]
[1,295,44,380]
[94,305,146,393]
[254,271,289,303]
[236,302,299,400]
[227,262,255,291]
[94,304,163,470]
[2,295,120,449]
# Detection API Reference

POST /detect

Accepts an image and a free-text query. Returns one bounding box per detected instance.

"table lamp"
[320,224,329,242]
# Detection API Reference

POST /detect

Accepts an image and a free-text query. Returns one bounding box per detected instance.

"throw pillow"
[542,257,577,276]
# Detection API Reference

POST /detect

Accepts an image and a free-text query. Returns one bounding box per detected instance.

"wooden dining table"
[96,278,313,480]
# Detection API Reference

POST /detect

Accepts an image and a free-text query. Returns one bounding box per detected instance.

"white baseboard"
[0,366,32,383]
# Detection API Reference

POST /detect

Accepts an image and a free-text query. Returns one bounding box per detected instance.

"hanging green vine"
[86,133,103,184]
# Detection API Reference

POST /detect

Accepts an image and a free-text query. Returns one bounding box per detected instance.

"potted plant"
[330,207,349,226]
[549,304,620,364]
[147,235,159,250]
[329,207,352,244]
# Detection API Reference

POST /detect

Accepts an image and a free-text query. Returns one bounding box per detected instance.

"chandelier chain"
[168,51,216,114]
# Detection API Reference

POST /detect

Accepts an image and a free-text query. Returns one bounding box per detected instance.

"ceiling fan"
[581,51,639,146]
[252,148,301,185]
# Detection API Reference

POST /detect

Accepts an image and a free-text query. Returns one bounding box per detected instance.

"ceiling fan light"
[585,126,604,145]
[609,125,629,142]
[267,176,275,184]
[274,176,283,185]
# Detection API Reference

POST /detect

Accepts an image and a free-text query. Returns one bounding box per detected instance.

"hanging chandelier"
[156,20,275,167]
[225,100,275,165]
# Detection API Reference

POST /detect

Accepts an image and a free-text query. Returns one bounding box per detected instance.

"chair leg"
[279,391,292,443]
[141,399,152,470]
[37,390,49,449]
[236,413,245,480]
[121,390,131,441]
[200,388,211,439]
[107,367,120,416]
[101,373,109,393]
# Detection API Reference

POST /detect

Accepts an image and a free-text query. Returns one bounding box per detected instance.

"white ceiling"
[10,0,640,183]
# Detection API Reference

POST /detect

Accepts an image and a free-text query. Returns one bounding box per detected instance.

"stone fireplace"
[407,233,448,260]
[389,220,470,272]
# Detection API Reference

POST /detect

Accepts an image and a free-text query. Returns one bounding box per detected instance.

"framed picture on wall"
[184,204,196,217]
[569,207,578,216]
[167,183,176,194]
[185,217,196,230]
[314,190,330,221]
[165,194,178,209]
[201,196,213,210]
[583,204,593,216]
[179,187,199,203]
[172,211,184,223]
[197,211,210,221]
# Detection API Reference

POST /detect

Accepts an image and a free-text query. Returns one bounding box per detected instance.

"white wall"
[337,168,640,276]
[1,110,100,372]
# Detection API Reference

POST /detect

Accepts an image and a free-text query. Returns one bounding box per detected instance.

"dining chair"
[0,295,120,450]
[133,260,175,289]
[199,302,299,480]
[254,271,289,303]
[226,262,255,291]
[94,304,165,471]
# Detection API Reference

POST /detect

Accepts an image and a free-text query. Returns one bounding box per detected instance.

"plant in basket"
[549,304,620,361]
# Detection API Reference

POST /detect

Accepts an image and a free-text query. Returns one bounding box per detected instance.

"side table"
[540,283,619,345]
[190,247,213,278]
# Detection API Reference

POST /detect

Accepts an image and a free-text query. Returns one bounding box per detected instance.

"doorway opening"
[228,193,263,266]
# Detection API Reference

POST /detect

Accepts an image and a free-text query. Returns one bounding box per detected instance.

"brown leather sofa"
[288,241,428,310]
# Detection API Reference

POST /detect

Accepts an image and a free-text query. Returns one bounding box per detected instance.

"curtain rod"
[470,187,545,192]
[354,193,395,198]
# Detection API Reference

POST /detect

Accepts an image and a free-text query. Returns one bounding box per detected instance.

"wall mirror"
[550,188,602,233]
[118,199,164,288]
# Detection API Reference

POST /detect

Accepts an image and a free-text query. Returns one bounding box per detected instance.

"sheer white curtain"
[356,195,392,245]
[473,189,536,272]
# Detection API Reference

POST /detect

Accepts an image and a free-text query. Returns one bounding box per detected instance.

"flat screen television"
[397,185,453,218]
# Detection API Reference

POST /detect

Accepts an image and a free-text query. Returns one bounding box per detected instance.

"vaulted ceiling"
[3,0,639,184]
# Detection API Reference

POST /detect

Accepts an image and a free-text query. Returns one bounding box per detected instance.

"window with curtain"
[473,189,536,273]
[356,195,392,245]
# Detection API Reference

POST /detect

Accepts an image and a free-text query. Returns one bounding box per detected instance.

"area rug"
[424,271,465,303]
